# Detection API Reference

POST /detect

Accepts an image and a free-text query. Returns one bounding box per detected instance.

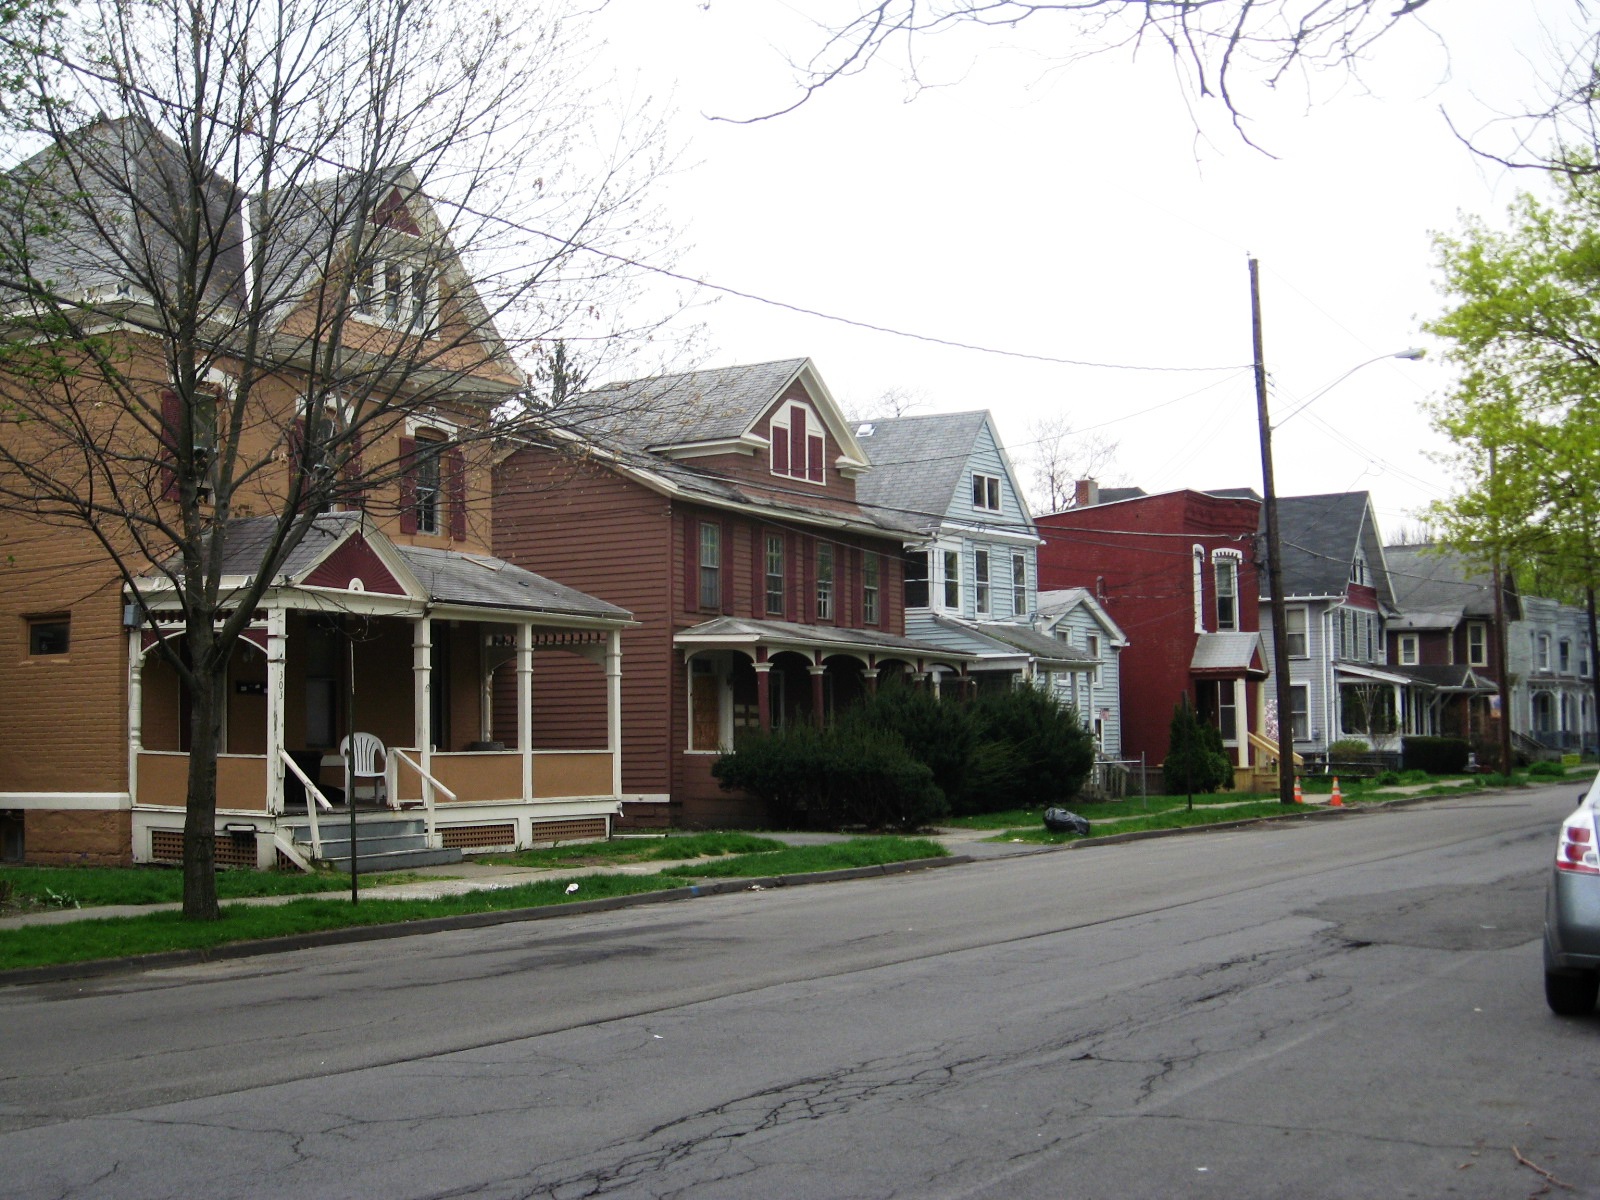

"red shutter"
[843,547,857,626]
[787,532,799,619]
[398,436,418,534]
[683,513,698,611]
[772,420,789,475]
[721,520,735,613]
[801,535,814,624]
[807,435,824,483]
[751,527,764,617]
[790,408,806,480]
[447,449,467,540]
[159,390,182,500]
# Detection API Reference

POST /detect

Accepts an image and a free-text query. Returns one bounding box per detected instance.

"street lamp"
[1274,348,1426,428]
[1250,259,1424,804]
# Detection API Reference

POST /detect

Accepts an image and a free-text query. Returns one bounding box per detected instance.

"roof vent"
[856,422,875,437]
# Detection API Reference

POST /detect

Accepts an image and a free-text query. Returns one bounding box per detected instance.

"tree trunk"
[181,630,222,921]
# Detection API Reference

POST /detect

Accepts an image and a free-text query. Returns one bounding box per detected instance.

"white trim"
[0,792,132,810]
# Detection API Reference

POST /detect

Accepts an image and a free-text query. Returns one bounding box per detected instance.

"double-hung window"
[1284,606,1309,658]
[942,549,961,610]
[862,554,880,624]
[412,433,443,534]
[972,473,1001,512]
[764,534,785,617]
[816,543,835,620]
[1398,634,1419,666]
[1012,554,1027,616]
[904,551,929,608]
[1214,553,1239,631]
[974,550,991,615]
[698,522,721,610]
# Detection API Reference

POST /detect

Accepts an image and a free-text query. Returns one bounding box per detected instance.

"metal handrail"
[389,748,455,842]
[279,749,334,859]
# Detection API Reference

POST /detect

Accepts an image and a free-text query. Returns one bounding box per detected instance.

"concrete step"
[315,846,464,873]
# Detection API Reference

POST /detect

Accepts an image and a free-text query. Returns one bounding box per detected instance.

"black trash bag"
[1042,807,1090,835]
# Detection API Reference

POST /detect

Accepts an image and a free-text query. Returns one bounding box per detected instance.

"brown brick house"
[493,358,973,827]
[0,119,632,866]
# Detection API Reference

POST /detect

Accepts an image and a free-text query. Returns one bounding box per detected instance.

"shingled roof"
[1269,492,1389,603]
[852,411,994,536]
[571,359,812,449]
[1384,544,1511,626]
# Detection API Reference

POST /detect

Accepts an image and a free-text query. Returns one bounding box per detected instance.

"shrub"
[1402,736,1470,775]
[1529,760,1567,778]
[839,686,980,814]
[1327,738,1370,763]
[1376,770,1401,786]
[968,685,1096,809]
[712,725,946,831]
[1165,699,1233,794]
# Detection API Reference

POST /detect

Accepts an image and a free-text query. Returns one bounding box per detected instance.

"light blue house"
[1035,588,1128,759]
[854,411,1100,698]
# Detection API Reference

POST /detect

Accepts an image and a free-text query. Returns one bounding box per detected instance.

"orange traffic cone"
[1330,776,1343,807]
[1293,776,1304,805]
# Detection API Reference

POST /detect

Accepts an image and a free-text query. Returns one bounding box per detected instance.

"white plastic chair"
[338,732,387,804]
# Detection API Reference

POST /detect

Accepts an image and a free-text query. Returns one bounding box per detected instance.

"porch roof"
[926,613,1097,671]
[1389,663,1497,694]
[133,512,631,625]
[1191,631,1268,678]
[674,616,974,668]
[1336,661,1434,689]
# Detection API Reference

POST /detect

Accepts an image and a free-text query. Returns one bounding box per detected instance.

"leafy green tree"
[1425,175,1600,736]
[1166,698,1232,798]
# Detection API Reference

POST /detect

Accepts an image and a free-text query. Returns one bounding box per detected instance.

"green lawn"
[474,832,787,868]
[989,800,1317,844]
[939,793,1276,832]
[0,865,436,911]
[0,837,952,971]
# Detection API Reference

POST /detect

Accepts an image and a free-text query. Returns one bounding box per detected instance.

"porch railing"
[390,749,454,842]
[279,749,335,859]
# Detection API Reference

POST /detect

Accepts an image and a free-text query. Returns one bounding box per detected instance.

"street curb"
[1061,803,1353,849]
[0,854,971,987]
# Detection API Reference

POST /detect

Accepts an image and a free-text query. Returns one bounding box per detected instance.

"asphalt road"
[3,784,1596,1199]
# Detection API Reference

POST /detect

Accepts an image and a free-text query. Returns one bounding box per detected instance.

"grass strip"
[475,832,786,869]
[0,865,438,909]
[991,800,1324,844]
[660,837,947,878]
[0,874,684,971]
[943,795,1275,831]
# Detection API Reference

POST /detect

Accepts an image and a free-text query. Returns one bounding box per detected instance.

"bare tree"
[0,0,680,917]
[731,1,1437,136]
[1018,413,1121,514]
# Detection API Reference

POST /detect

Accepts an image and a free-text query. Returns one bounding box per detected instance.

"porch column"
[754,662,772,732]
[518,621,534,803]
[266,608,287,813]
[862,667,879,696]
[810,664,826,728]
[414,615,432,780]
[1234,678,1249,768]
[127,627,143,807]
[605,627,622,798]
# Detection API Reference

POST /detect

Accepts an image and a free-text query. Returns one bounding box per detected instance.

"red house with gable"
[1035,482,1273,785]
[493,358,971,828]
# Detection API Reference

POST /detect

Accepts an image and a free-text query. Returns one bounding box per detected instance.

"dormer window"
[351,255,436,331]
[769,401,825,485]
[972,473,1001,512]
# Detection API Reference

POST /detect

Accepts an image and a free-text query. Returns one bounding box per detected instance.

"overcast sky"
[588,0,1584,537]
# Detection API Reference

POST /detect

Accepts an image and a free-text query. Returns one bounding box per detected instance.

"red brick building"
[1035,483,1270,780]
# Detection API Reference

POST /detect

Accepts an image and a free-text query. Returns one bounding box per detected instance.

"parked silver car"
[1545,772,1600,1015]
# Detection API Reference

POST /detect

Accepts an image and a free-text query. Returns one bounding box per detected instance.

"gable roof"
[1270,492,1389,602]
[568,358,868,467]
[852,411,1007,536]
[1035,587,1129,646]
[1383,543,1513,624]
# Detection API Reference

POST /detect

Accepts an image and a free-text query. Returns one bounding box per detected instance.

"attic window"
[770,401,825,485]
[351,256,436,331]
[972,473,1001,512]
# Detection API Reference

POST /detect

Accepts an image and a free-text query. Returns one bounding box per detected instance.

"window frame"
[698,521,722,611]
[974,549,990,616]
[1289,684,1310,741]
[768,401,826,486]
[412,432,444,535]
[862,552,881,625]
[1213,551,1240,632]
[1284,605,1309,658]
[971,472,1001,512]
[27,615,70,656]
[764,533,785,618]
[815,541,835,621]
[1011,553,1027,616]
[941,548,961,610]
[904,550,929,609]
[1398,633,1419,666]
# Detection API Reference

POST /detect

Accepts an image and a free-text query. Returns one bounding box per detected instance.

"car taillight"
[1557,816,1600,874]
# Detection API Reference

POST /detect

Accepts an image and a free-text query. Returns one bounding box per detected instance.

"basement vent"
[528,817,608,845]
[150,828,259,868]
[439,823,518,850]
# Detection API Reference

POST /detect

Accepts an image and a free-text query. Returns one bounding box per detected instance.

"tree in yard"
[1165,696,1231,800]
[1424,174,1600,756]
[0,0,679,918]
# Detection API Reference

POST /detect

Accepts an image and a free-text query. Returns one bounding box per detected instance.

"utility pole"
[1489,447,1514,778]
[1251,258,1296,805]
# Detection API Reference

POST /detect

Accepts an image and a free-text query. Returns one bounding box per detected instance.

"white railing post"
[279,750,332,859]
[391,748,450,843]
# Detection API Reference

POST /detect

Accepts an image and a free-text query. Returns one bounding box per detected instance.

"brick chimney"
[1074,478,1100,507]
